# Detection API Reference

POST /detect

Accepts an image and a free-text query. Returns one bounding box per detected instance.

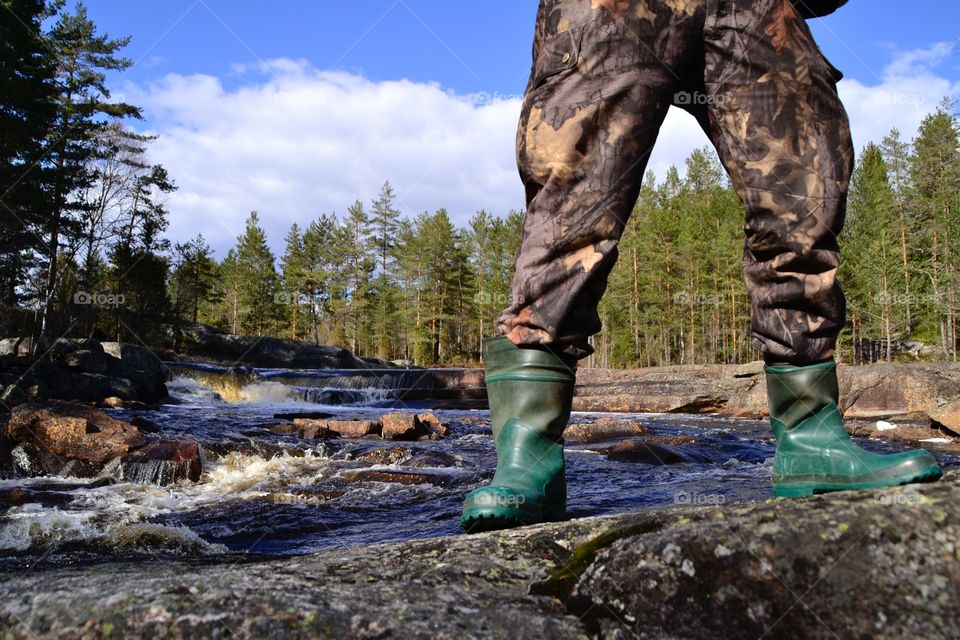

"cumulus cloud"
[837,41,959,152]
[124,60,524,256]
[124,44,958,257]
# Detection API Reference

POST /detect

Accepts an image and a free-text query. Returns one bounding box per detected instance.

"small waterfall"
[165,362,485,407]
[110,442,203,486]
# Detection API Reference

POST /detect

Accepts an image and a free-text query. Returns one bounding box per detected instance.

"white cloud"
[125,60,524,257]
[125,44,958,258]
[838,42,959,152]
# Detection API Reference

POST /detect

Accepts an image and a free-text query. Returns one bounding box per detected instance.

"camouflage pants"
[496,0,853,364]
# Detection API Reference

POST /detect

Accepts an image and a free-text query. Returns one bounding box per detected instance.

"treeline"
[4,2,960,366]
[842,103,960,363]
[170,186,523,365]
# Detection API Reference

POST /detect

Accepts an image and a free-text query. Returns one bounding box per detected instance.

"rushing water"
[1,366,957,572]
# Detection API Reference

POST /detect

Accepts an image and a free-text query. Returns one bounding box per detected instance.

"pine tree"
[0,0,56,309]
[842,143,901,361]
[280,223,307,339]
[880,128,915,334]
[370,181,401,359]
[38,1,142,340]
[169,233,217,324]
[910,101,960,360]
[340,200,374,355]
[234,211,280,336]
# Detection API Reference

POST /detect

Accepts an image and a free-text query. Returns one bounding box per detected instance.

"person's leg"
[495,0,705,361]
[463,0,705,532]
[701,0,940,496]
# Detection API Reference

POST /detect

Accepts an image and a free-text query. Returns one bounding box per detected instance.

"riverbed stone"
[415,412,450,437]
[380,412,429,440]
[4,401,146,464]
[118,441,202,485]
[564,417,647,442]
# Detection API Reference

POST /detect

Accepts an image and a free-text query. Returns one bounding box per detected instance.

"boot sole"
[773,464,943,498]
[460,504,566,534]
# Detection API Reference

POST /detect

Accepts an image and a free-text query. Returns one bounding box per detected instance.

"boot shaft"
[482,336,577,441]
[764,359,839,438]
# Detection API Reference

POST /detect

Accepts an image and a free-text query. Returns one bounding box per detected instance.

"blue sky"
[72,1,960,256]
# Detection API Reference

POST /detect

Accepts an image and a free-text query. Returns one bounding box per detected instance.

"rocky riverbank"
[2,471,956,639]
[0,338,169,406]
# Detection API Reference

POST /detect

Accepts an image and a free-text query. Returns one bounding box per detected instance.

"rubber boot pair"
[766,359,942,497]
[460,336,576,533]
[461,344,944,534]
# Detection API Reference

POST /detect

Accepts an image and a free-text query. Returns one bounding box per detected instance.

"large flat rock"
[3,472,957,639]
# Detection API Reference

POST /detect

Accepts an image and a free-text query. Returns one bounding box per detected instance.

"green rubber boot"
[766,359,942,497]
[460,335,577,533]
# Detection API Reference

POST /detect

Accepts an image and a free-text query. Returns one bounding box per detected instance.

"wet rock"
[324,420,381,438]
[291,419,339,439]
[380,412,431,440]
[733,360,765,378]
[927,400,960,435]
[354,447,410,465]
[117,441,202,485]
[416,412,450,437]
[272,411,334,421]
[128,416,163,434]
[605,439,686,465]
[4,401,146,464]
[269,423,300,435]
[341,468,457,487]
[272,418,380,439]
[98,396,151,409]
[564,417,646,442]
[401,450,458,469]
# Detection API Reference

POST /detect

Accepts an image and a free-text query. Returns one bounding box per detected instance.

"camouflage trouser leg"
[497,0,705,359]
[498,0,852,364]
[701,0,853,364]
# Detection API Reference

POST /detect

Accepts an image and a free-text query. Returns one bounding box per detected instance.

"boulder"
[290,419,338,439]
[380,412,431,440]
[4,401,146,464]
[100,342,170,402]
[564,417,647,442]
[354,447,410,465]
[416,412,450,437]
[324,420,381,438]
[927,399,960,434]
[838,363,960,418]
[605,439,686,464]
[117,441,202,485]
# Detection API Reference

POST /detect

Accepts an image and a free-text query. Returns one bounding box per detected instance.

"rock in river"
[4,400,146,464]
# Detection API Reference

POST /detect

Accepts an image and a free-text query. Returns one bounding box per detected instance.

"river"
[2,363,956,572]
